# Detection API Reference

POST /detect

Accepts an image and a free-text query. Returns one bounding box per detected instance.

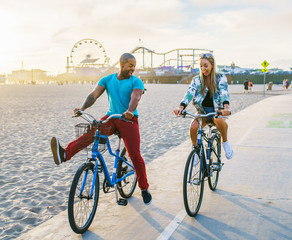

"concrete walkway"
[18,93,292,240]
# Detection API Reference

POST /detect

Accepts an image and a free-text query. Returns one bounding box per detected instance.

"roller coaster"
[66,39,213,83]
[130,46,212,73]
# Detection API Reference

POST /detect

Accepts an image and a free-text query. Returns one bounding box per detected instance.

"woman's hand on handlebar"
[173,106,184,116]
[217,106,231,116]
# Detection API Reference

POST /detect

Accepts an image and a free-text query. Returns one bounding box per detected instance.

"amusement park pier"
[64,38,213,84]
[5,38,292,85]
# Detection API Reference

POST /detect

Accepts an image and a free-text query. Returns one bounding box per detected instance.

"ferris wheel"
[70,39,111,68]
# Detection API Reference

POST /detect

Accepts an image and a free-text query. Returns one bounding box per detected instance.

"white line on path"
[157,209,187,240]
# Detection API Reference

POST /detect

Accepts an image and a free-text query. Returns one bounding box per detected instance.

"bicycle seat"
[206,120,215,126]
[207,123,218,133]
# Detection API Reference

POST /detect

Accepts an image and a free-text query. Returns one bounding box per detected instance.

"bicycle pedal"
[218,163,224,171]
[117,198,128,206]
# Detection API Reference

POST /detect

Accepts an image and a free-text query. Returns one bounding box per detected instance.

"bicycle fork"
[197,118,208,180]
[205,127,212,174]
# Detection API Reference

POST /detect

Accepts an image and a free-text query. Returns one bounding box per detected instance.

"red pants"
[65,116,149,190]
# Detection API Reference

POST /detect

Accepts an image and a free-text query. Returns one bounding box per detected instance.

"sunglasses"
[199,53,212,58]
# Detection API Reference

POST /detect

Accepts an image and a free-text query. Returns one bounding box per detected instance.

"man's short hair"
[120,53,136,64]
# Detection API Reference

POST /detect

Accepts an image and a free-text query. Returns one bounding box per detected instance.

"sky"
[1,0,292,75]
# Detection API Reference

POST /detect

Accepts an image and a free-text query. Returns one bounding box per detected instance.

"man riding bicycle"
[50,53,152,205]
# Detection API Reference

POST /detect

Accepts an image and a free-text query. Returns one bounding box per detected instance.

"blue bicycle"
[68,110,137,233]
[181,110,225,217]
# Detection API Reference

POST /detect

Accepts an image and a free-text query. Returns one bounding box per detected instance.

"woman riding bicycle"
[173,53,233,160]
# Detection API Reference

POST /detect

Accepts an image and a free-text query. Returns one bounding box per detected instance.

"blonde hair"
[199,53,217,97]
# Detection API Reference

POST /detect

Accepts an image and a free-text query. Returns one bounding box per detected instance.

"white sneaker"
[222,140,234,160]
[193,154,199,166]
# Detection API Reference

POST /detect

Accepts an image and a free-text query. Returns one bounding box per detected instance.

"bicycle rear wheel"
[208,133,221,191]
[68,162,99,233]
[183,149,204,217]
[117,147,137,198]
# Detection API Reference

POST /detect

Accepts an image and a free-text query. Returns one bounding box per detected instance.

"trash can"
[267,82,273,90]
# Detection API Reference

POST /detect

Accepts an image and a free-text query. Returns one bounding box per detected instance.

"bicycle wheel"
[183,149,204,217]
[208,133,221,191]
[117,147,137,198]
[68,162,99,233]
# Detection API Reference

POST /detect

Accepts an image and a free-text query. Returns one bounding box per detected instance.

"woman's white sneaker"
[222,140,234,160]
[193,154,199,166]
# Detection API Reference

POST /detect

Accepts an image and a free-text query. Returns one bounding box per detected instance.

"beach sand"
[0,83,285,239]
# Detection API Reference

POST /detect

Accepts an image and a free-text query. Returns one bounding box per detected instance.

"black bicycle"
[181,110,225,217]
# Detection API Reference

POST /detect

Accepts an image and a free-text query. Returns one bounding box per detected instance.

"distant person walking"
[283,79,286,90]
[248,80,253,93]
[244,79,249,93]
[173,53,233,160]
[50,53,152,205]
[284,79,289,90]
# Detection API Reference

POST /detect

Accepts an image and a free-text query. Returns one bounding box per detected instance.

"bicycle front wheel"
[68,162,99,234]
[183,149,204,217]
[117,147,137,198]
[208,133,221,191]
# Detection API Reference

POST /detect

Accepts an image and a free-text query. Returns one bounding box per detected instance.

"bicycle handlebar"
[181,110,228,119]
[74,110,129,125]
[73,110,95,121]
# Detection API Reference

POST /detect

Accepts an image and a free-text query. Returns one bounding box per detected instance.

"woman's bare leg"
[213,118,228,142]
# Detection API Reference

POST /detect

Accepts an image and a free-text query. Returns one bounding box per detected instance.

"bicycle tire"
[183,149,204,217]
[68,162,99,234]
[208,133,221,191]
[117,147,137,198]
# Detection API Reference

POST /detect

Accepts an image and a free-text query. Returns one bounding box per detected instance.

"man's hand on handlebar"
[74,108,84,116]
[123,110,134,120]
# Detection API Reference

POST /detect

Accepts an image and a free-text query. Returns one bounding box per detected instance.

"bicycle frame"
[82,132,135,198]
[183,111,221,181]
[201,123,221,170]
[193,118,209,183]
[75,111,136,199]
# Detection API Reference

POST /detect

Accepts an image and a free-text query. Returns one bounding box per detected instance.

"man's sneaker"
[141,189,152,205]
[51,137,66,165]
[222,140,234,160]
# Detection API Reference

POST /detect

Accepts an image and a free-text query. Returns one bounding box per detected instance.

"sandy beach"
[0,83,287,239]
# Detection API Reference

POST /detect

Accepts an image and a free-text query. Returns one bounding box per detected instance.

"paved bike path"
[18,93,292,240]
